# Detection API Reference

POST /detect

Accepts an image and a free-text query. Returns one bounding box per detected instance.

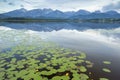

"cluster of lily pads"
[0,42,89,80]
[99,61,111,80]
[102,61,111,73]
[0,42,111,80]
[0,43,110,80]
[0,26,112,80]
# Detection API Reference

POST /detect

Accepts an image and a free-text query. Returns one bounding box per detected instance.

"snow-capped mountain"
[0,8,120,19]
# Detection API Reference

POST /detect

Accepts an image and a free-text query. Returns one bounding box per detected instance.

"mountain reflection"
[0,22,120,31]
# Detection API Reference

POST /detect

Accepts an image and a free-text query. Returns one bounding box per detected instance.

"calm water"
[0,22,120,80]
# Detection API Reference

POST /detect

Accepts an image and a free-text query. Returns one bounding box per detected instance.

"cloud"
[31,0,103,11]
[8,2,14,6]
[102,1,120,11]
[3,0,7,2]
[1,0,119,13]
[20,5,24,8]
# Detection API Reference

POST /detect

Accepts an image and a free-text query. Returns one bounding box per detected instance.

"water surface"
[0,22,120,80]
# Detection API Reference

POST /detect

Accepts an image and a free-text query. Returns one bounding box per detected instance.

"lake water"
[0,22,120,80]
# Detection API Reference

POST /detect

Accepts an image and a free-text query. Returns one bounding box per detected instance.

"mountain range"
[0,8,120,19]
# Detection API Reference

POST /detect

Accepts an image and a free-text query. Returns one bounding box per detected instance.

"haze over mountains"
[0,8,120,19]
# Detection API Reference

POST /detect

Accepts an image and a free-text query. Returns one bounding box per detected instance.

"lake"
[0,22,120,80]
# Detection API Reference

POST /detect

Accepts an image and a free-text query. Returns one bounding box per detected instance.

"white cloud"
[28,0,110,12]
[102,1,120,12]
[0,0,120,13]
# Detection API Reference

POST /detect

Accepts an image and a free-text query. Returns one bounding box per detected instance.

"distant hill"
[0,8,120,19]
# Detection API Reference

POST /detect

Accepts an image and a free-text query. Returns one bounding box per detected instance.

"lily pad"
[102,68,111,73]
[79,66,87,72]
[99,78,109,80]
[103,61,111,65]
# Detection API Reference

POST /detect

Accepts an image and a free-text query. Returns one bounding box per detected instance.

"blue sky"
[0,0,120,13]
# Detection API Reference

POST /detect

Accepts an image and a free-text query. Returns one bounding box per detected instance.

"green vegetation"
[99,78,109,80]
[0,18,71,23]
[102,68,111,73]
[0,17,120,23]
[84,18,120,23]
[0,42,112,80]
[103,61,111,65]
[0,43,92,80]
[0,30,112,80]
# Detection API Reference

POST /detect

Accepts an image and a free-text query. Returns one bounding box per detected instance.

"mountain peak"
[105,10,118,15]
[76,9,90,15]
[93,10,101,13]
[1,8,120,19]
[42,8,53,11]
[18,8,27,12]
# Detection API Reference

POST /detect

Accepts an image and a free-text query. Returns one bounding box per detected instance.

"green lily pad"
[99,78,109,80]
[102,68,111,73]
[79,73,89,80]
[79,66,87,72]
[103,61,111,65]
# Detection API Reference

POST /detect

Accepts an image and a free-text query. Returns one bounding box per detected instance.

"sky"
[0,0,120,13]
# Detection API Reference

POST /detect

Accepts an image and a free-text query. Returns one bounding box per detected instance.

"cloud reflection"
[0,26,120,54]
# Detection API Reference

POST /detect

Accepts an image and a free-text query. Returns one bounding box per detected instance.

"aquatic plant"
[99,78,109,80]
[102,68,111,73]
[103,61,111,65]
[79,66,87,72]
[0,41,111,80]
